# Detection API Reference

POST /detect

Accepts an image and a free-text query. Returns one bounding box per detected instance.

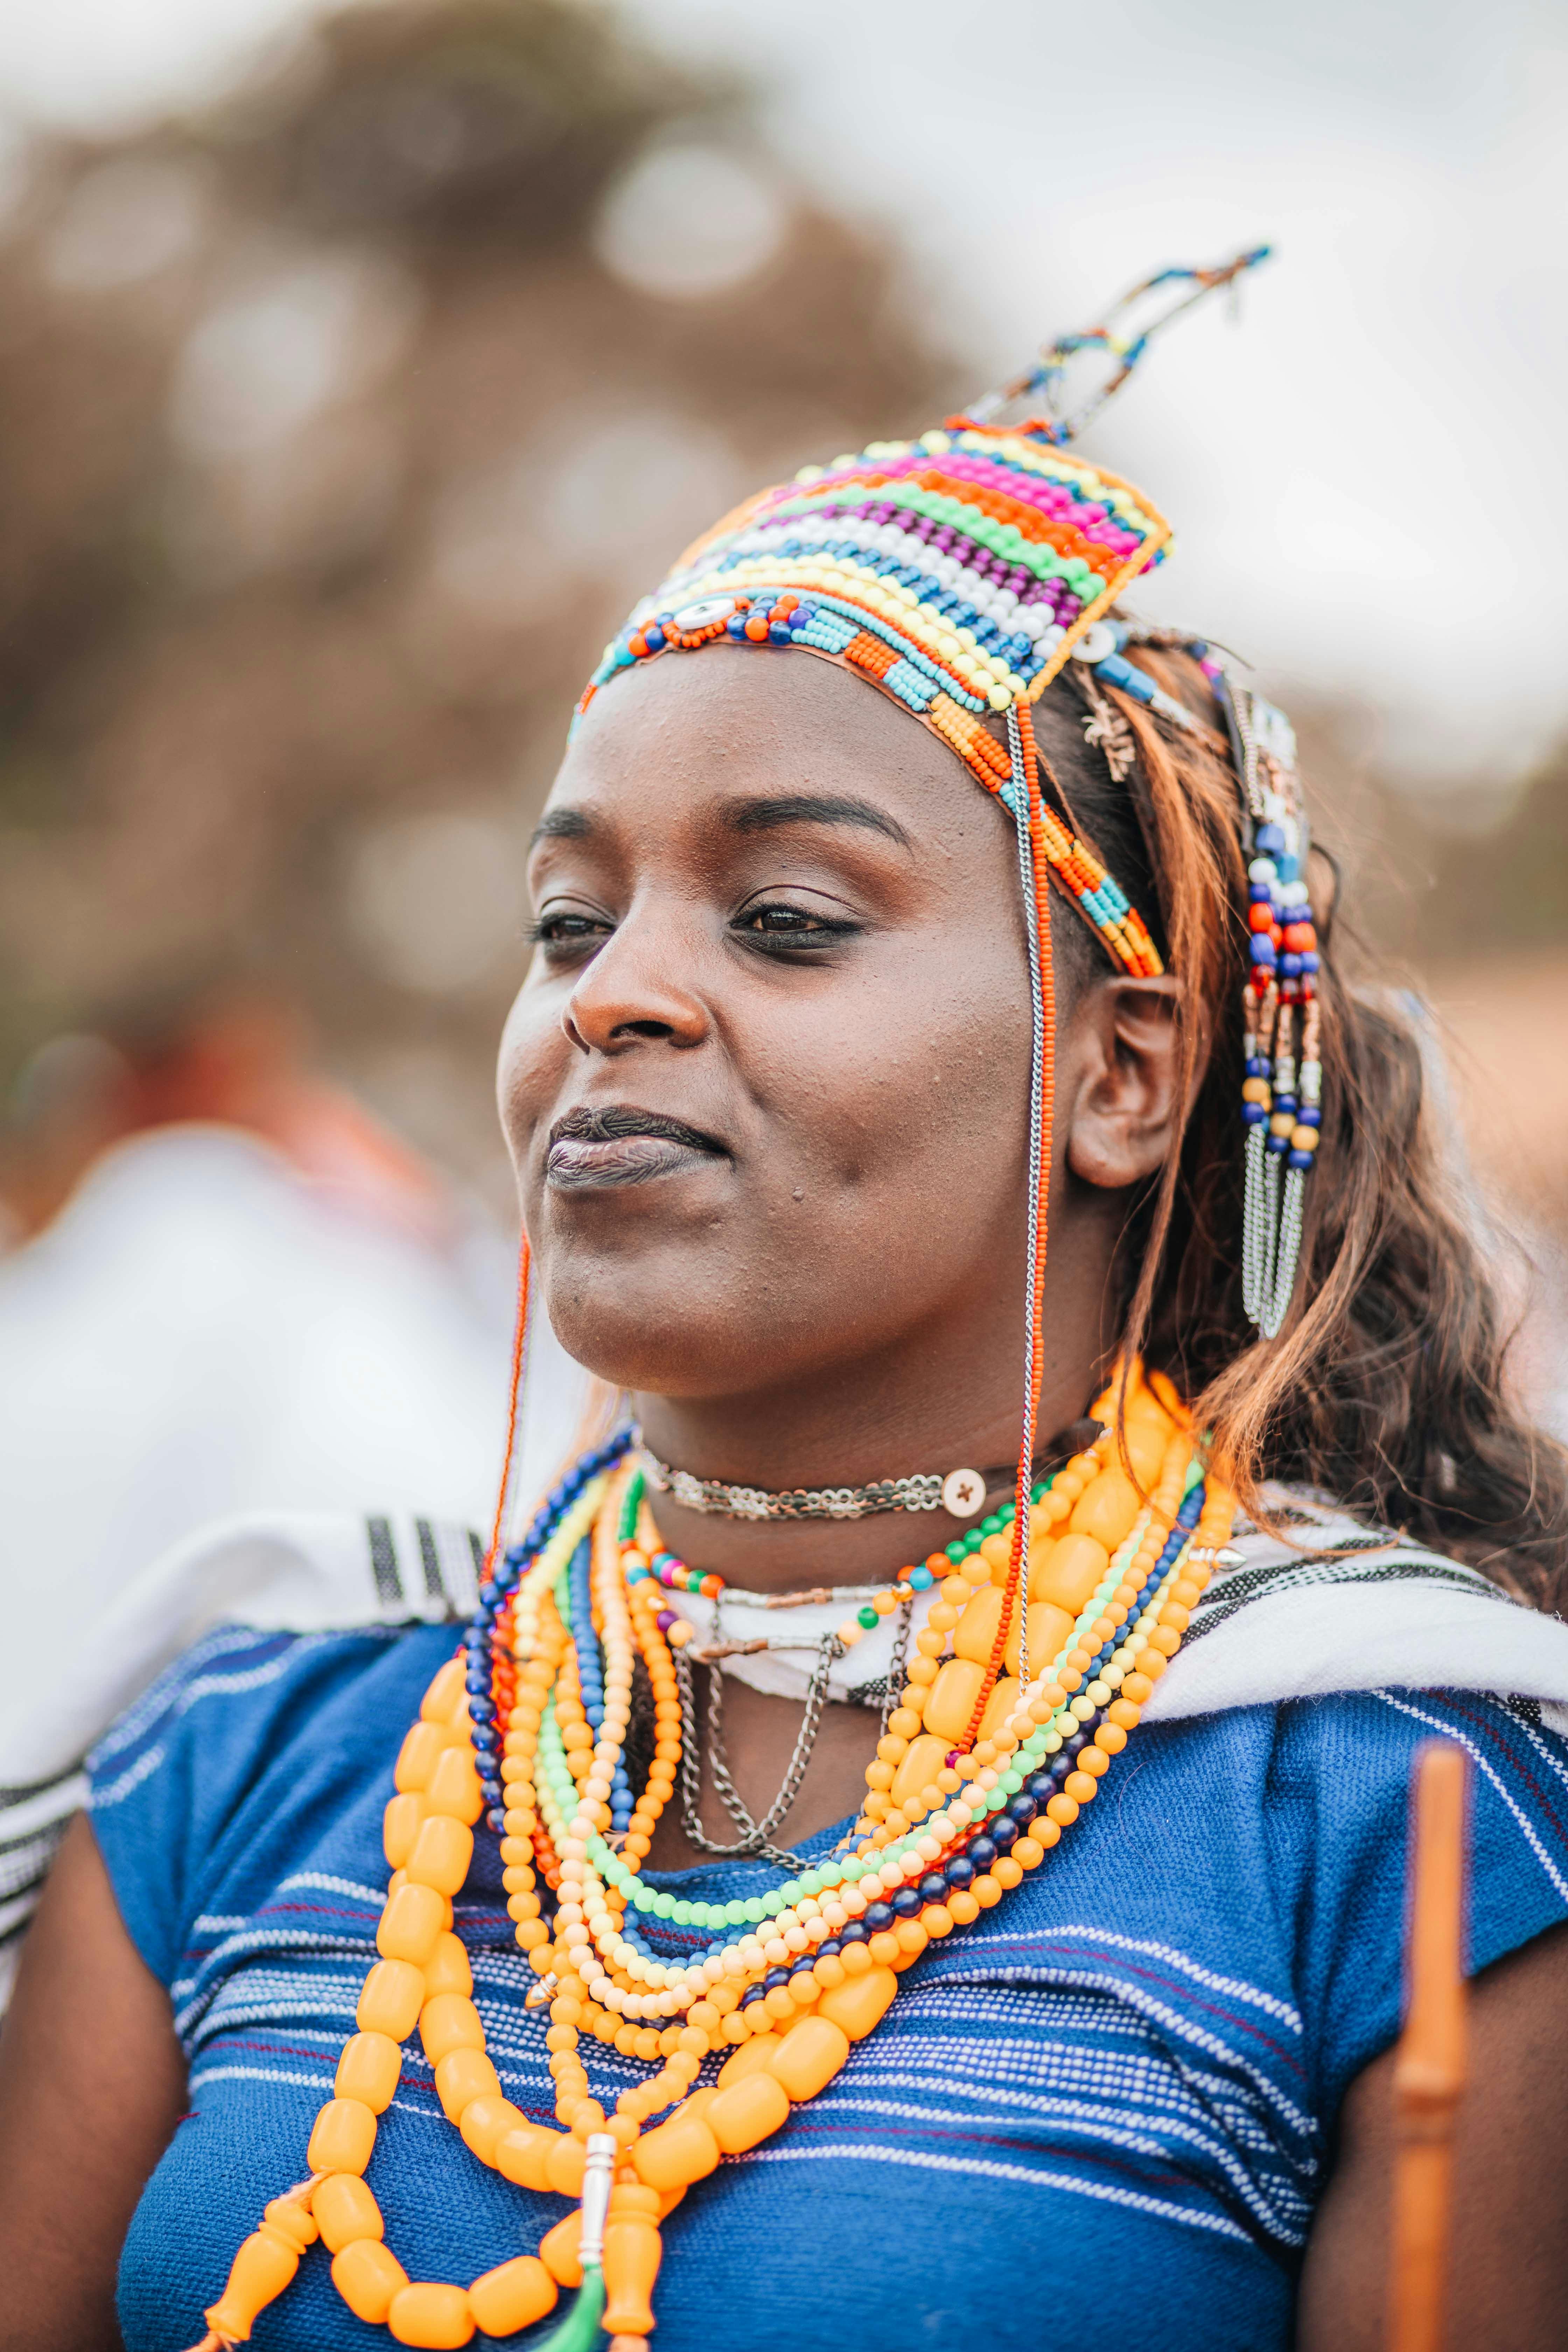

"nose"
[562,904,712,1058]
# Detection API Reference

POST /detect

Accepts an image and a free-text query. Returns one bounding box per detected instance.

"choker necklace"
[638,1444,987,1523]
[636,1422,1105,1527]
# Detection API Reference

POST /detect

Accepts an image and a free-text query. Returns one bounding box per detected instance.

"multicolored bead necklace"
[189,1365,1236,2351]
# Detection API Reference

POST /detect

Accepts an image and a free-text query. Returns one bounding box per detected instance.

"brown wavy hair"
[1030,643,1568,1612]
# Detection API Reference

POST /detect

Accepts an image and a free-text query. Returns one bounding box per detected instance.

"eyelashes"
[733,904,860,946]
[524,912,611,948]
[526,900,862,961]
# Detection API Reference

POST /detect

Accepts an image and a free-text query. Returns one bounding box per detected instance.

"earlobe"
[1063,977,1185,1192]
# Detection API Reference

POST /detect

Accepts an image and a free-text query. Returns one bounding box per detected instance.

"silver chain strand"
[706,1630,839,1860]
[1225,671,1312,1342]
[1008,702,1045,1690]
[880,1596,913,1740]
[1231,682,1267,821]
[672,1631,841,1870]
[640,1450,948,1522]
[1259,1147,1282,1315]
[1262,1164,1305,1339]
[1241,1120,1270,1325]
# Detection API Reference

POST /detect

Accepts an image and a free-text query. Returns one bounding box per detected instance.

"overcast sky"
[2,0,1563,791]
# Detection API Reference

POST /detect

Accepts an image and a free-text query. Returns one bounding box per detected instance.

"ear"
[1062,976,1186,1192]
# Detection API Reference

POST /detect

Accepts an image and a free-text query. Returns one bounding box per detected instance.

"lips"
[546,1104,728,1191]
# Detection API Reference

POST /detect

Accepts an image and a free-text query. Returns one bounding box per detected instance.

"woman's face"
[500,649,1035,1403]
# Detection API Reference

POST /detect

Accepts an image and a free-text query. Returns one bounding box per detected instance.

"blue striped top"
[91,1621,1568,2350]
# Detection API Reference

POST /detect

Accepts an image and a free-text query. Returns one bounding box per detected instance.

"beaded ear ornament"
[1217,677,1320,1336]
[1060,619,1321,1338]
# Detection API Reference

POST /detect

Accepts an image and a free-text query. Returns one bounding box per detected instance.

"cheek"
[761,928,1031,1234]
[495,973,567,1174]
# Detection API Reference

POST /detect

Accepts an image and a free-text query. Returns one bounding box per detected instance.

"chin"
[537,1239,806,1401]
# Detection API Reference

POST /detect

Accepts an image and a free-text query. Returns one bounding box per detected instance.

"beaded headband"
[577,424,1169,977]
[575,247,1270,985]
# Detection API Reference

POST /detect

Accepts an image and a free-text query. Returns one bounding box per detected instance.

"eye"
[527,909,613,956]
[732,899,860,950]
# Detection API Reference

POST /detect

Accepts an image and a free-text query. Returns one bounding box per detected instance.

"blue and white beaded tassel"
[1241,1025,1280,1330]
[1216,674,1317,1338]
[1259,989,1319,1337]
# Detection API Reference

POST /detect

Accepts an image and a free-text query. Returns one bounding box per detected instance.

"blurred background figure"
[0,984,520,1555]
[0,984,547,2002]
[0,0,1563,1969]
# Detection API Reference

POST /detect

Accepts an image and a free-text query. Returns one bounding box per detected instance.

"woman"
[5,274,1568,2352]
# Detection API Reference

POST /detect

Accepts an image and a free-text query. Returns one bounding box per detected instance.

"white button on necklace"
[940,1466,988,1519]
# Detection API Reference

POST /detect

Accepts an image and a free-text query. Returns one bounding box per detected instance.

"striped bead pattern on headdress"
[574,420,1172,978]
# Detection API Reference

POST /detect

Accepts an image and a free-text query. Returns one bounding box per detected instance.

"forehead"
[548,644,1008,850]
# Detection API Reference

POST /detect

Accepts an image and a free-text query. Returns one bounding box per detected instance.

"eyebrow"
[530,807,595,849]
[530,793,914,852]
[725,793,912,848]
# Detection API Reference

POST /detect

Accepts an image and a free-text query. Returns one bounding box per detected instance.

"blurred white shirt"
[0,1123,586,1989]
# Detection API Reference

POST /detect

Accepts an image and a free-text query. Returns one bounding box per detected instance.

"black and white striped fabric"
[1144,1484,1568,1736]
[0,1510,484,2004]
[0,1762,86,1954]
[362,1512,486,1617]
[1186,1493,1499,1642]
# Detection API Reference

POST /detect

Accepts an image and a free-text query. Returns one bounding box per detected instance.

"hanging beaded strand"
[1220,676,1321,1338]
[961,694,1055,1741]
[1242,979,1281,1321]
[484,1232,534,1576]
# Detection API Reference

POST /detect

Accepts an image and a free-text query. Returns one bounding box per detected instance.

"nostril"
[611,1019,676,1042]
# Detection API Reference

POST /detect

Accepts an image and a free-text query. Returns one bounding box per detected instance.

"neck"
[631,1243,1118,1597]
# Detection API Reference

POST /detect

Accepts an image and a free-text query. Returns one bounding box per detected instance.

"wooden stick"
[1387,1740,1471,2352]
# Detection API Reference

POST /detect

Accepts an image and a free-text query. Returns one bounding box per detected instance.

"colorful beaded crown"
[576,425,1170,978]
[575,246,1271,984]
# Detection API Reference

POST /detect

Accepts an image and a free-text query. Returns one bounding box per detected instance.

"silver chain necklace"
[667,1570,917,1867]
[673,1635,842,1869]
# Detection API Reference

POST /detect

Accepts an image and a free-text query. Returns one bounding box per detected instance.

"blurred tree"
[0,0,951,1202]
[1422,743,1568,961]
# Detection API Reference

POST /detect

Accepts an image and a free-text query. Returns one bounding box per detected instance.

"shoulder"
[1256,1685,1568,1980]
[0,1508,482,1993]
[1148,1484,1568,1728]
[87,1618,457,1986]
[123,1505,488,1640]
[1073,1682,1568,1962]
[5,1505,481,1784]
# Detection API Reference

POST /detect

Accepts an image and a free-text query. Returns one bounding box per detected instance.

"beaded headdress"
[543,249,1317,1605]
